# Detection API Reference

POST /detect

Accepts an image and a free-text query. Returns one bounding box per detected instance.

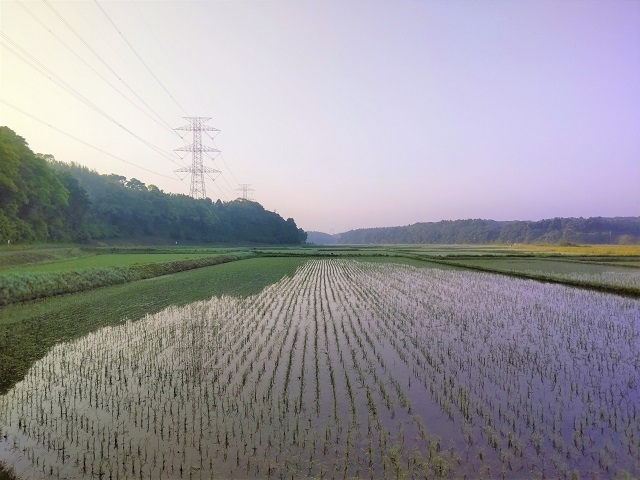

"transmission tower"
[237,183,255,200]
[174,117,220,199]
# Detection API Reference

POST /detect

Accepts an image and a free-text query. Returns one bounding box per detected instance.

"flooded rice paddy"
[1,259,639,478]
[525,270,640,290]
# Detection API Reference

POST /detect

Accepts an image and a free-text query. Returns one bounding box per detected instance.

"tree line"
[322,217,640,245]
[0,127,306,244]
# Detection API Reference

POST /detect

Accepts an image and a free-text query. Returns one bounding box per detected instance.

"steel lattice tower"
[237,183,254,200]
[174,117,220,199]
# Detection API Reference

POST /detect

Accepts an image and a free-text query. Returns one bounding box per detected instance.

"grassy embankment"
[0,247,254,306]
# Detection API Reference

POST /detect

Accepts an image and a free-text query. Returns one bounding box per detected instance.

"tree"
[1,127,307,244]
[56,171,91,240]
[0,127,70,241]
[126,178,146,190]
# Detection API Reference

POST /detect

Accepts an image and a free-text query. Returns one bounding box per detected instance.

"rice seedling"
[1,259,638,478]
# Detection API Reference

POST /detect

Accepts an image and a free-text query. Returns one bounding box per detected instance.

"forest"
[313,217,640,245]
[0,127,306,244]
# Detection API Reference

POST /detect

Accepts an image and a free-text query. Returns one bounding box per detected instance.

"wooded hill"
[0,127,306,244]
[312,217,640,245]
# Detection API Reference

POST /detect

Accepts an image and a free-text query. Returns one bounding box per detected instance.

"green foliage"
[50,159,307,244]
[0,126,306,245]
[0,127,70,242]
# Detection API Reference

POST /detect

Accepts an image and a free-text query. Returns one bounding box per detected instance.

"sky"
[1,0,639,234]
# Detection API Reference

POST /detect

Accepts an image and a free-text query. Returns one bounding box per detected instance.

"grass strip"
[0,246,83,269]
[0,254,253,306]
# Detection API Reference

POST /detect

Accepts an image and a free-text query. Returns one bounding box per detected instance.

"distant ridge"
[306,231,339,245]
[310,217,640,245]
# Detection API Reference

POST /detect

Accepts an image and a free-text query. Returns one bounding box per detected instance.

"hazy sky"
[1,0,639,233]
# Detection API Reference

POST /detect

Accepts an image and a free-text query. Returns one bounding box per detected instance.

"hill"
[306,231,340,245]
[333,217,640,245]
[0,126,306,245]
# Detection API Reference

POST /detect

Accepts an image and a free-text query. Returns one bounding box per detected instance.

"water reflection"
[1,260,639,478]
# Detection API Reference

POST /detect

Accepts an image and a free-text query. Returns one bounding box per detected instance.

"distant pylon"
[237,183,254,200]
[174,117,220,199]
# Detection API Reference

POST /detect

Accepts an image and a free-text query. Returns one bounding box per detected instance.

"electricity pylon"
[174,117,220,199]
[237,183,254,200]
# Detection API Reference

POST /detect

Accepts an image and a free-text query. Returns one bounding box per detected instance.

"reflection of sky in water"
[1,260,639,479]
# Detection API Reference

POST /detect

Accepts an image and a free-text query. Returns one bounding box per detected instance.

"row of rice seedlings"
[353,261,640,477]
[325,260,467,476]
[1,259,638,478]
[327,288,384,477]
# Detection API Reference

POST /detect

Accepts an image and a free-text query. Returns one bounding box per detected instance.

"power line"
[208,139,251,198]
[174,117,221,199]
[205,135,252,202]
[94,0,187,116]
[10,3,239,200]
[15,1,179,140]
[1,99,179,181]
[209,137,242,186]
[0,31,184,167]
[41,0,181,137]
[209,180,230,202]
[237,184,255,200]
[217,167,238,192]
[210,176,237,201]
[183,137,238,200]
[186,130,248,201]
[123,2,246,199]
[131,2,197,112]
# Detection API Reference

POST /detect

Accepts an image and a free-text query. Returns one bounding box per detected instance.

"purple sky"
[2,0,639,233]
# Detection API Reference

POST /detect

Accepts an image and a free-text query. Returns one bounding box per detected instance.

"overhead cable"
[94,0,188,116]
[131,2,198,113]
[0,32,185,167]
[41,0,181,136]
[16,1,179,138]
[1,99,179,181]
